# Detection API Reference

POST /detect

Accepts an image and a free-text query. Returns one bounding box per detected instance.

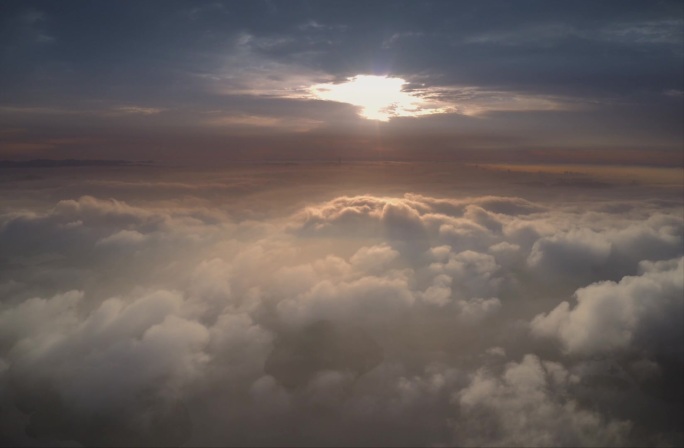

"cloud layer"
[0,166,682,446]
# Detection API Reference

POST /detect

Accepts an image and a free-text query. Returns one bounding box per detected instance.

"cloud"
[206,113,323,132]
[454,354,632,447]
[2,2,682,164]
[0,289,207,445]
[309,75,456,121]
[527,228,613,281]
[463,19,684,47]
[97,229,147,247]
[277,272,415,328]
[349,243,399,273]
[111,106,164,116]
[531,257,684,357]
[0,170,682,446]
[264,320,382,389]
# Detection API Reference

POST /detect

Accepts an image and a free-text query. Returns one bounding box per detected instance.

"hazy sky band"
[0,0,682,164]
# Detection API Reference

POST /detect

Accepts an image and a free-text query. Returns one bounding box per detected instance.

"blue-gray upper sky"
[1,0,682,164]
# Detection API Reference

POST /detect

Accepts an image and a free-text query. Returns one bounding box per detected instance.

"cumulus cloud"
[0,167,682,446]
[0,289,206,445]
[531,257,684,357]
[454,354,631,447]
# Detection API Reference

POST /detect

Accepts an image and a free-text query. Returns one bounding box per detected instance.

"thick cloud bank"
[0,167,682,446]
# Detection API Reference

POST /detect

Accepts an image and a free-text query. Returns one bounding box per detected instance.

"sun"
[310,75,439,121]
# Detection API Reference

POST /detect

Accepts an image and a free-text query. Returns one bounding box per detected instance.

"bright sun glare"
[310,75,442,121]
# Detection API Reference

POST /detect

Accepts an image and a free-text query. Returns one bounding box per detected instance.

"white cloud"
[349,244,400,273]
[531,257,684,356]
[97,229,147,246]
[277,274,415,328]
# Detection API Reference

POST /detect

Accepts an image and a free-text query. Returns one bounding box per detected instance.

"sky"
[1,0,683,164]
[0,2,684,448]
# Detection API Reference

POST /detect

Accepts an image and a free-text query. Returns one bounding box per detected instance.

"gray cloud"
[454,354,632,447]
[1,1,681,162]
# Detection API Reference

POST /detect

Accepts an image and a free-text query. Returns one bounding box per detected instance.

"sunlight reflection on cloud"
[310,75,453,121]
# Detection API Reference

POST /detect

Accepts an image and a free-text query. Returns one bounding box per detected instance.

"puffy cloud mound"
[0,176,682,446]
[454,354,631,447]
[0,290,207,446]
[531,257,684,357]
